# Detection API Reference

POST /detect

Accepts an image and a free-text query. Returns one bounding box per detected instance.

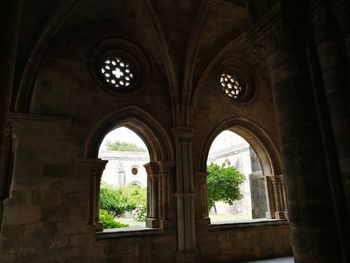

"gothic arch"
[84,106,174,162]
[200,117,282,177]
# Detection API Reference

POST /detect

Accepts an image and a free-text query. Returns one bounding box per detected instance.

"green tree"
[207,162,245,211]
[105,140,146,152]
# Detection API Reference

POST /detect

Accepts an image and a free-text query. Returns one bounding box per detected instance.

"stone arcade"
[0,0,350,262]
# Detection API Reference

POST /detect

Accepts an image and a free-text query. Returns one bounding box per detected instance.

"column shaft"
[0,0,22,203]
[248,8,344,262]
[311,5,350,209]
[172,127,196,263]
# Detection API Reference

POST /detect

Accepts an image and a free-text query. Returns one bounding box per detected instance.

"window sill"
[96,226,163,240]
[209,218,289,231]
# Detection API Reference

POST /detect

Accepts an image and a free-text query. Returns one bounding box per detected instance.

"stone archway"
[80,106,175,230]
[199,117,287,221]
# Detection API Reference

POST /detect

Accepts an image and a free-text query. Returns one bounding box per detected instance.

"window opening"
[131,167,139,175]
[100,57,134,89]
[98,127,149,229]
[219,73,244,100]
[207,130,269,223]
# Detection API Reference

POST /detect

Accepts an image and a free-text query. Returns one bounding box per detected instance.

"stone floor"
[244,257,295,263]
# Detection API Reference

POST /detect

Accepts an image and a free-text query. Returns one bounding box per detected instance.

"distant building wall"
[99,150,149,188]
[208,143,253,217]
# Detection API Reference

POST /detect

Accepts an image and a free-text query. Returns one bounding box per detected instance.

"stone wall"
[198,222,291,263]
[95,232,177,263]
[0,2,292,262]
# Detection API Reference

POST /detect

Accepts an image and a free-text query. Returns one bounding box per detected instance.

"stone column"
[250,172,269,219]
[0,123,14,226]
[247,8,344,262]
[279,175,288,219]
[270,175,285,219]
[0,0,22,210]
[172,127,196,263]
[330,0,350,77]
[311,4,350,209]
[197,171,209,222]
[157,161,176,228]
[144,162,160,228]
[76,158,107,231]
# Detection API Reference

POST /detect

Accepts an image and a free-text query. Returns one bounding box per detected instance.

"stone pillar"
[311,4,350,210]
[144,162,160,228]
[247,8,343,262]
[197,171,210,222]
[76,158,107,231]
[279,175,288,219]
[269,175,286,219]
[0,123,14,226]
[0,0,22,211]
[250,172,268,219]
[157,161,176,228]
[172,127,196,263]
[330,0,350,77]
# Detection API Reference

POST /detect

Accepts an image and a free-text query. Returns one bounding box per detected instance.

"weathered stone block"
[70,234,93,247]
[41,205,66,221]
[57,222,77,235]
[5,190,27,205]
[3,205,41,225]
[49,235,69,249]
[42,163,74,178]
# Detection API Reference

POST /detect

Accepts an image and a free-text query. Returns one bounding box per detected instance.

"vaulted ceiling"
[14,0,275,117]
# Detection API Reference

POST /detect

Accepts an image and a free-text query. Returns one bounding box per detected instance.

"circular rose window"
[219,73,245,99]
[100,57,134,89]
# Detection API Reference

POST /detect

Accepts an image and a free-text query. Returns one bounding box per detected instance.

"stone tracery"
[100,57,134,89]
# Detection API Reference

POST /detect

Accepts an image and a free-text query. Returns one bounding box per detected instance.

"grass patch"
[117,216,146,227]
[209,213,251,222]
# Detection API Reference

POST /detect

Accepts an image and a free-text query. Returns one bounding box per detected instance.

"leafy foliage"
[99,209,129,229]
[106,140,146,152]
[134,204,147,222]
[100,184,134,217]
[207,162,245,210]
[100,184,147,222]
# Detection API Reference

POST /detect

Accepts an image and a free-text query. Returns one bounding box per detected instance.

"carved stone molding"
[172,127,197,260]
[171,127,195,143]
[157,161,175,228]
[144,162,160,228]
[267,174,288,220]
[76,158,107,231]
[246,5,305,78]
[196,171,210,221]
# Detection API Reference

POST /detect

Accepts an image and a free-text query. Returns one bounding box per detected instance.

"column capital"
[144,161,159,174]
[246,5,284,57]
[246,4,305,69]
[157,161,175,173]
[171,127,195,142]
[75,158,107,177]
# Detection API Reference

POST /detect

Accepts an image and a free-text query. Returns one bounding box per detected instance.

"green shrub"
[100,183,147,219]
[99,209,129,229]
[100,184,134,217]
